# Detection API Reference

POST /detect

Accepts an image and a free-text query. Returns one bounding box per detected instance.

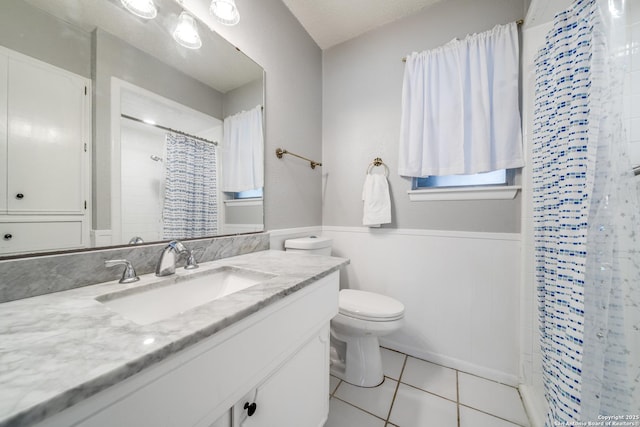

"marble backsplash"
[0,233,269,303]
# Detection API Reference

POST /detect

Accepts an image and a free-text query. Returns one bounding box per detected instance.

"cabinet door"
[0,220,84,254]
[7,55,86,214]
[239,326,330,427]
[0,52,7,213]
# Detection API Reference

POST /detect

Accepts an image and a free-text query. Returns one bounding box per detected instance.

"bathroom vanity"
[0,250,347,427]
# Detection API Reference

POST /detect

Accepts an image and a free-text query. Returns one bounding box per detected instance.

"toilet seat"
[339,289,404,322]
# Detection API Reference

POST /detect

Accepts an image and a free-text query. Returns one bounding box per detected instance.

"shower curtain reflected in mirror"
[162,133,218,239]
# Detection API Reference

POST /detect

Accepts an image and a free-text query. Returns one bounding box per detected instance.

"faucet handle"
[105,259,140,284]
[184,249,200,270]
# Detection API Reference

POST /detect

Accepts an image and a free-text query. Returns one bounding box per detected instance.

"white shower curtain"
[162,133,218,239]
[398,22,523,177]
[533,0,640,423]
[221,105,264,192]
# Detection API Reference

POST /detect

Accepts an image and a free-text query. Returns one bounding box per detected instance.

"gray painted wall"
[223,77,264,118]
[0,0,90,78]
[225,204,263,225]
[322,0,526,233]
[186,0,323,231]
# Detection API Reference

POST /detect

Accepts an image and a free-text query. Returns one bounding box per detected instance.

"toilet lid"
[339,289,405,321]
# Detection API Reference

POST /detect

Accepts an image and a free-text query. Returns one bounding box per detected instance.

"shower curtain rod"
[121,114,218,146]
[401,19,524,62]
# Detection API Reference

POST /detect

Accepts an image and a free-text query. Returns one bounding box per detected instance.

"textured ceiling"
[281,0,445,49]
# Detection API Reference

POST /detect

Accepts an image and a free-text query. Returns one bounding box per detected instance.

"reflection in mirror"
[0,0,264,258]
[116,80,223,244]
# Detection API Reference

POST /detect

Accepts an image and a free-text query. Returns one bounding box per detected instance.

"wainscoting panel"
[323,226,521,385]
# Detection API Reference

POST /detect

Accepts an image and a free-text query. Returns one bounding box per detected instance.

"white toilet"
[284,236,405,387]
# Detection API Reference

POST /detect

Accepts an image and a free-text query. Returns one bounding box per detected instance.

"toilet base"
[330,334,384,388]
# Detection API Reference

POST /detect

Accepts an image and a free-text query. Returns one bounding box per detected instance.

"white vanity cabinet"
[36,271,339,427]
[235,326,330,427]
[0,47,90,254]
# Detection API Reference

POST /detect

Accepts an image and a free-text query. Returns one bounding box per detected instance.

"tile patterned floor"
[325,348,530,427]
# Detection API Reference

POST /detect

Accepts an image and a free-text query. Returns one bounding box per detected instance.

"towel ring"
[366,157,389,177]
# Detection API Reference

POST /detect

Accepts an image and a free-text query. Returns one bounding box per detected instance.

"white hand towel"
[362,174,391,227]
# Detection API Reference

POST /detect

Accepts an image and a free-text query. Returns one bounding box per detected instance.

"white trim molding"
[223,198,263,207]
[322,225,521,241]
[408,185,521,201]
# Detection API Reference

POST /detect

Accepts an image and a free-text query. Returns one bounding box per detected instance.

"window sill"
[224,198,263,207]
[408,186,521,201]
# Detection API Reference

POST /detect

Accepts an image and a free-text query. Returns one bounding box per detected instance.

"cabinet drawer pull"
[243,402,257,416]
[3,234,12,240]
[15,193,24,199]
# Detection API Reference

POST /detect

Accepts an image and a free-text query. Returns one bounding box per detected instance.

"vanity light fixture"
[210,0,240,26]
[120,0,157,19]
[173,11,202,49]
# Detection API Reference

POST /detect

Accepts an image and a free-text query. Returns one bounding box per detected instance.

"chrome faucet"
[155,240,189,277]
[128,236,144,245]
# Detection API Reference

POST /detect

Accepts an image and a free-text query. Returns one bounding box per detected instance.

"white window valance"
[398,22,524,177]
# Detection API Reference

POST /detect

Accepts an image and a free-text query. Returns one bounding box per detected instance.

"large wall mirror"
[0,0,265,258]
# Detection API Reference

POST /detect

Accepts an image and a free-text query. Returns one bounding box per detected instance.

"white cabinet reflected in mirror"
[0,0,265,257]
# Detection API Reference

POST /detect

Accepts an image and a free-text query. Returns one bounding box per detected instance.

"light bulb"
[173,12,202,50]
[210,0,240,26]
[120,0,157,19]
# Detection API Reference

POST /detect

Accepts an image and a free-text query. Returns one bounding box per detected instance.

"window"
[234,188,263,199]
[408,169,520,201]
[413,169,508,189]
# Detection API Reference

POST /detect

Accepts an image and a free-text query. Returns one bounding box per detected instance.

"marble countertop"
[0,250,348,427]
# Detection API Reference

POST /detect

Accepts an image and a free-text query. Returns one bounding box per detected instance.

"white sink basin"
[97,267,275,325]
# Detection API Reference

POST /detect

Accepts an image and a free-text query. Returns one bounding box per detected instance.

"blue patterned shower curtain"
[162,133,218,239]
[533,0,639,423]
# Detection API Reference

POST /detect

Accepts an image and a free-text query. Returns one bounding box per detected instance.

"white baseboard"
[380,338,519,386]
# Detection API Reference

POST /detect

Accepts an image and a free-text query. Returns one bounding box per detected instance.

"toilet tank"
[284,236,332,256]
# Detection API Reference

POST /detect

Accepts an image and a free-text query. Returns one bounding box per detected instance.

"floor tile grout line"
[384,354,408,424]
[397,381,458,405]
[454,366,519,389]
[392,350,526,421]
[458,403,527,427]
[331,348,529,427]
[395,348,519,390]
[331,395,389,424]
[392,375,526,427]
[391,373,523,425]
[329,377,342,398]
